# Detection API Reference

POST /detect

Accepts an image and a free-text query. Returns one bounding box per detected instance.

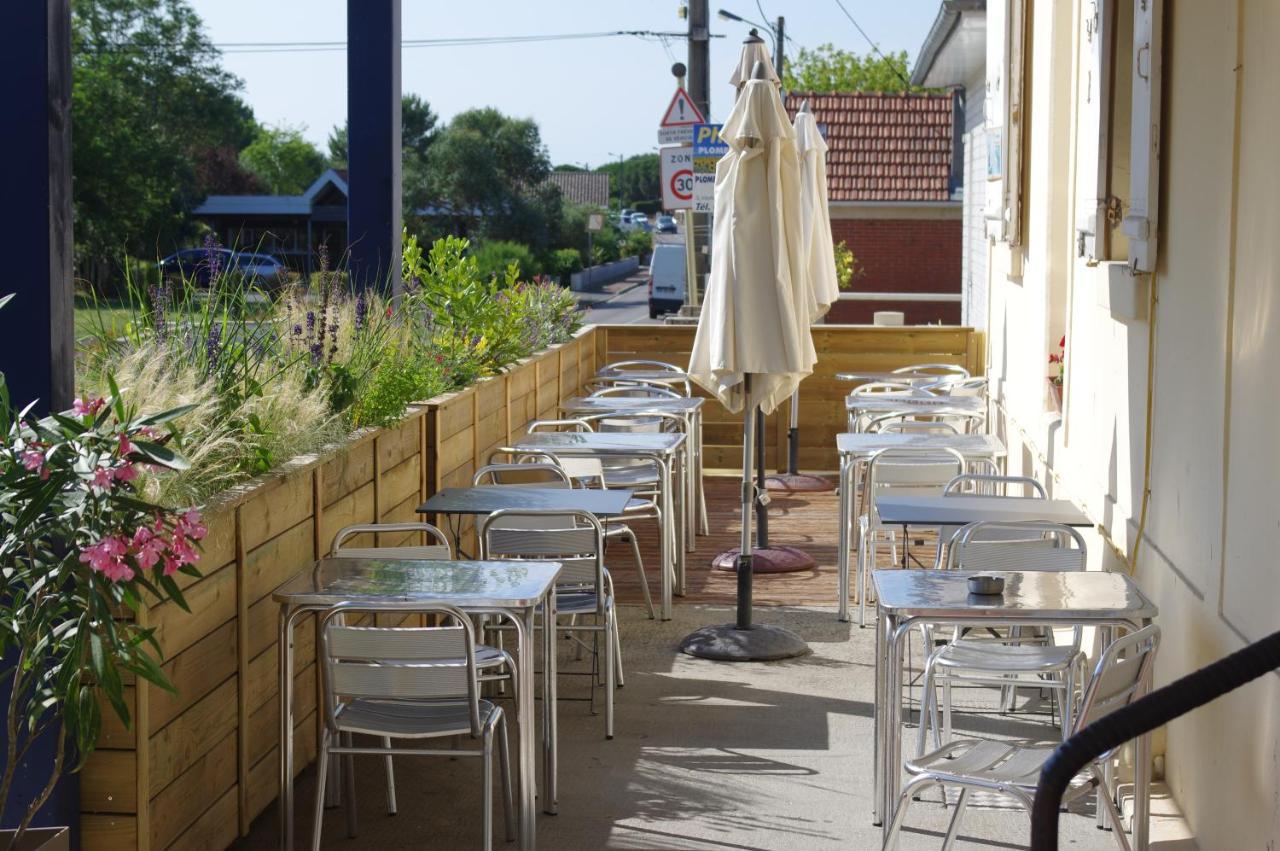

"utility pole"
[687,0,710,315]
[774,17,785,82]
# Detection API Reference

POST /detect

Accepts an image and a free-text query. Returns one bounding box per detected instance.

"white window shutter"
[1003,0,1026,246]
[1123,0,1162,273]
[1076,0,1111,261]
[983,0,1008,240]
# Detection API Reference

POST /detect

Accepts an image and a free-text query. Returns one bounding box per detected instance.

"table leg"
[515,610,537,849]
[1134,730,1150,849]
[675,454,688,599]
[838,455,850,622]
[883,619,910,846]
[541,593,558,815]
[278,605,297,851]
[659,456,673,620]
[695,411,708,536]
[683,426,695,547]
[872,608,890,825]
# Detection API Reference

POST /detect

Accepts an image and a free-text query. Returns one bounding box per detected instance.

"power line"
[80,29,718,56]
[830,0,912,88]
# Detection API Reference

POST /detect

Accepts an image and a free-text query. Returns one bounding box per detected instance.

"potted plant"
[1048,335,1066,411]
[0,353,204,848]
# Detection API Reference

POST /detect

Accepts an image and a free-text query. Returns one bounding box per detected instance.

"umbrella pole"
[755,407,768,549]
[788,389,801,474]
[737,378,755,630]
[680,374,808,661]
[764,389,835,493]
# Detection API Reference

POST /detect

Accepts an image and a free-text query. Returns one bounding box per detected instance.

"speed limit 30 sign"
[660,145,693,210]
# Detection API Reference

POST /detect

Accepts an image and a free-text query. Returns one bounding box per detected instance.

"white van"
[647,243,686,318]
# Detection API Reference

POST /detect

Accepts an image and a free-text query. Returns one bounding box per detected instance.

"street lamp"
[717,9,785,80]
[606,151,626,209]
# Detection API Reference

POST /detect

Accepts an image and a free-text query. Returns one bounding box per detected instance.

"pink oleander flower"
[72,396,106,417]
[162,553,181,577]
[176,508,207,541]
[113,463,137,483]
[79,535,133,582]
[171,535,201,567]
[20,450,44,473]
[138,425,160,439]
[117,434,138,457]
[91,467,114,491]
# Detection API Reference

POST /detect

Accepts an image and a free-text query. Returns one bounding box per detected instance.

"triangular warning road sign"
[660,88,705,127]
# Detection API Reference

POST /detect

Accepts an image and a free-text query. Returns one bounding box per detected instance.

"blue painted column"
[2,1,75,415]
[347,0,403,293]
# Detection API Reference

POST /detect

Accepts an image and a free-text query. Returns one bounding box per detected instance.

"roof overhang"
[911,0,986,89]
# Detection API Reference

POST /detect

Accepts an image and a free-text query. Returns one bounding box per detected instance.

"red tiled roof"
[545,171,611,207]
[785,92,956,203]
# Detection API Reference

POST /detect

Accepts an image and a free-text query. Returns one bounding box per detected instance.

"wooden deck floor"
[608,475,887,610]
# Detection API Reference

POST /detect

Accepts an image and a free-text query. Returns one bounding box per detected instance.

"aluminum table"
[835,432,1007,622]
[595,366,691,385]
[845,393,987,415]
[420,486,634,556]
[836,370,962,385]
[560,395,708,537]
[873,494,1090,529]
[274,557,561,850]
[507,431,687,620]
[871,569,1158,849]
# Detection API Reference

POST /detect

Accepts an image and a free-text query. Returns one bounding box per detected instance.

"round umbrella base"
[764,472,835,493]
[711,546,816,573]
[679,623,810,661]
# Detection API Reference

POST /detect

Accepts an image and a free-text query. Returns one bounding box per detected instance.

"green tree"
[597,154,660,208]
[71,0,257,276]
[421,108,561,250]
[327,93,439,168]
[782,44,920,93]
[239,124,328,195]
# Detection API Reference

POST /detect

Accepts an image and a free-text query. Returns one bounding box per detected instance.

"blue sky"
[191,0,942,167]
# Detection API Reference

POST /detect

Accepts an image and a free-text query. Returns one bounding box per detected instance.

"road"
[577,269,659,326]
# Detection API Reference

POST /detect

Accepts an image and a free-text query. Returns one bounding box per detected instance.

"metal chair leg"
[941,787,970,850]
[498,715,517,843]
[612,607,626,688]
[625,531,656,619]
[482,727,494,850]
[605,609,615,740]
[342,733,358,838]
[382,736,397,815]
[310,732,331,851]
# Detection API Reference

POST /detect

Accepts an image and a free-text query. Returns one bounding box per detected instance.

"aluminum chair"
[847,381,933,432]
[865,414,960,436]
[926,375,988,397]
[475,460,657,620]
[894,363,970,380]
[599,359,692,396]
[886,624,1160,851]
[479,508,620,739]
[330,522,516,816]
[855,447,967,626]
[312,602,516,851]
[931,474,1047,569]
[588,384,682,400]
[916,522,1089,757]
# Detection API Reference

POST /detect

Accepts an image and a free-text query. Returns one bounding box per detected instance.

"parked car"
[158,248,234,286]
[655,215,678,234]
[230,252,288,287]
[617,208,636,230]
[647,242,686,319]
[630,212,652,233]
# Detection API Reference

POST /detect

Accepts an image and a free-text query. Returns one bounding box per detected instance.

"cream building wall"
[985,1,1280,846]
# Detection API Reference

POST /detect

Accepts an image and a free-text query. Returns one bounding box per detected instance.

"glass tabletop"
[419,485,635,517]
[561,395,704,413]
[844,395,986,413]
[513,431,686,455]
[273,557,561,609]
[837,432,1006,458]
[872,569,1157,621]
[873,495,1090,527]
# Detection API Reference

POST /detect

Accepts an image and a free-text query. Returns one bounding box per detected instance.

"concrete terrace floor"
[235,477,1197,850]
[235,603,1195,850]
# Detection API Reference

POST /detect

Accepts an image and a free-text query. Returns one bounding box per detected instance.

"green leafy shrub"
[834,240,864,291]
[623,229,652,262]
[471,240,539,281]
[549,248,583,284]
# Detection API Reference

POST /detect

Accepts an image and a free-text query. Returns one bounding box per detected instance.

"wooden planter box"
[77,322,983,849]
[78,329,600,851]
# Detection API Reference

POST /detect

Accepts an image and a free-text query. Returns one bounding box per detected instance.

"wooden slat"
[164,786,238,851]
[82,749,137,814]
[245,624,317,715]
[82,814,137,850]
[245,712,318,824]
[238,471,314,552]
[150,563,236,660]
[243,517,313,606]
[148,618,238,737]
[247,664,317,767]
[318,480,376,552]
[148,677,237,797]
[379,453,421,513]
[149,731,236,850]
[320,439,374,507]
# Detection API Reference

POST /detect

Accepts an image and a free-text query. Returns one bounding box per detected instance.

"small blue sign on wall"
[692,123,728,158]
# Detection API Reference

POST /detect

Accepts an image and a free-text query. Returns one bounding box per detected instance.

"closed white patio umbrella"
[681,61,812,661]
[766,99,841,493]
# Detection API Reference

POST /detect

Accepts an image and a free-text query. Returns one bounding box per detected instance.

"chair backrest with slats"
[946,521,1087,571]
[480,509,605,610]
[862,448,967,529]
[319,602,482,736]
[331,522,452,561]
[590,384,681,400]
[527,418,593,434]
[473,462,570,488]
[867,414,959,435]
[935,478,1049,553]
[894,363,970,379]
[1073,624,1161,739]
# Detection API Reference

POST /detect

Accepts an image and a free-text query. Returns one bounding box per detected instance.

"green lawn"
[74,298,140,339]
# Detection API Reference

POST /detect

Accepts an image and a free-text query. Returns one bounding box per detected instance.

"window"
[984,0,1027,246]
[1077,0,1163,272]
